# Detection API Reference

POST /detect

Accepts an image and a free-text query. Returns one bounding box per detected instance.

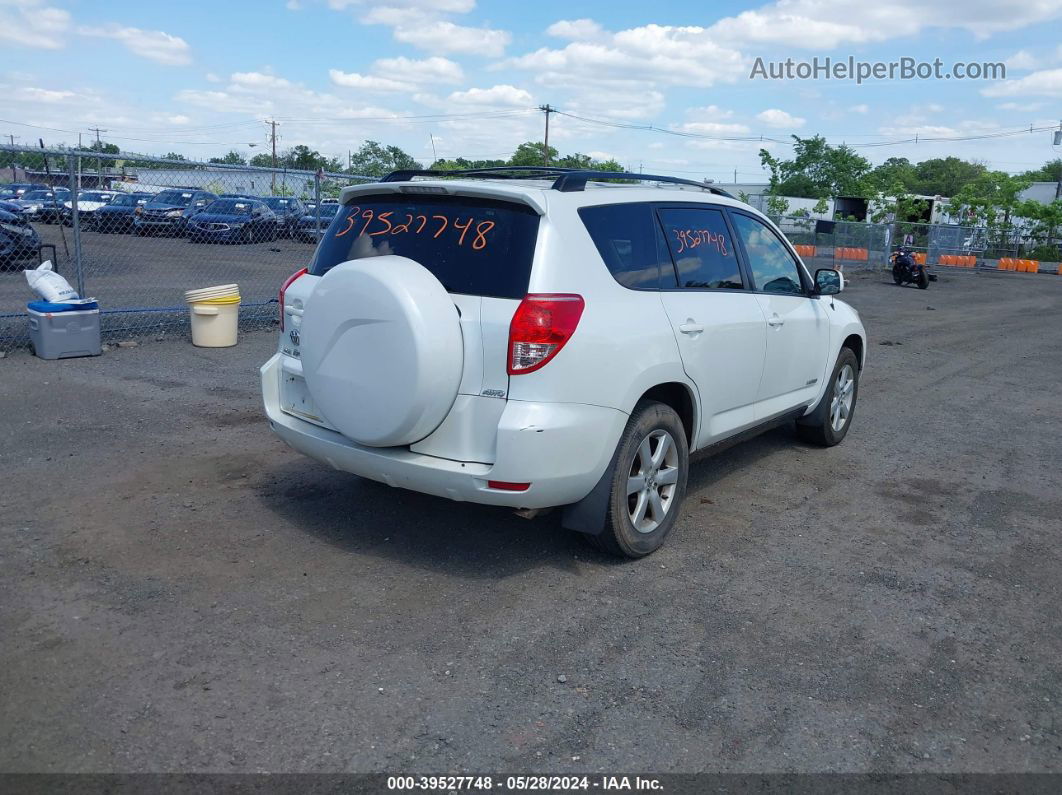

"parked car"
[187,198,278,244]
[91,192,154,233]
[0,204,41,269]
[11,189,66,223]
[62,190,118,226]
[133,188,217,236]
[262,169,866,558]
[261,196,307,237]
[293,201,340,243]
[1,182,49,199]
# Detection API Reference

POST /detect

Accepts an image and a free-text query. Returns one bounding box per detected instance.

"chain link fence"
[1,144,372,351]
[771,214,1062,276]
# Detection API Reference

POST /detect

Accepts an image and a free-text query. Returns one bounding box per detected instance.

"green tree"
[909,157,987,196]
[209,150,248,166]
[759,135,873,199]
[869,157,916,193]
[348,140,421,178]
[508,141,559,167]
[946,171,1032,254]
[89,140,120,155]
[1015,198,1062,248]
[764,194,790,217]
[428,157,507,171]
[1019,158,1062,184]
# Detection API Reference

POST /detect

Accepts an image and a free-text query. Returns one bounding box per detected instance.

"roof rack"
[380,166,735,198]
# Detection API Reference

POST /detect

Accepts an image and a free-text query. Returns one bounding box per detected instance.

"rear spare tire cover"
[300,256,463,447]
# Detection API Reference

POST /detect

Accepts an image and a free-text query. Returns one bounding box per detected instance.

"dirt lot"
[1,269,1060,774]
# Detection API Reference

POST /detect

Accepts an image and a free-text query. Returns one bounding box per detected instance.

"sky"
[1,0,1061,182]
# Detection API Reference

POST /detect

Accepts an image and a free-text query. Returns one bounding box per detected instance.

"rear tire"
[796,348,860,447]
[589,401,689,559]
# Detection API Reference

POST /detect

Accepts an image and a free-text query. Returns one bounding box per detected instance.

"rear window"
[310,195,540,299]
[155,190,194,205]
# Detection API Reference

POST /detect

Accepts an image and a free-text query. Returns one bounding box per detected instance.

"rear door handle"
[679,321,704,334]
[767,315,784,327]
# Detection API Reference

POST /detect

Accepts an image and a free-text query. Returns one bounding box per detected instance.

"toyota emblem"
[289,328,300,346]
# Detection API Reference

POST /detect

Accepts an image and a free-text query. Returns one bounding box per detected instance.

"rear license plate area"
[280,372,328,427]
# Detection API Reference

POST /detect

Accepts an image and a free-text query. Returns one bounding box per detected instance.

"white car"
[261,169,866,557]
[63,190,117,225]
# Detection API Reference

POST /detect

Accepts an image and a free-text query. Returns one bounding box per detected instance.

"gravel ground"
[0,269,1060,774]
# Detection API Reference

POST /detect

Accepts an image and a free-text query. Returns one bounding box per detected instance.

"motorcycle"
[891,248,930,289]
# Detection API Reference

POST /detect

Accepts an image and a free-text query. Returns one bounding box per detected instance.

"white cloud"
[678,120,752,135]
[707,0,1062,48]
[504,24,747,90]
[446,84,532,107]
[330,0,509,56]
[687,105,735,120]
[16,85,74,102]
[1006,50,1038,70]
[997,101,1046,111]
[756,109,805,128]
[372,55,463,83]
[547,19,605,41]
[329,70,416,92]
[168,114,191,124]
[79,24,191,66]
[850,104,869,114]
[391,20,510,56]
[330,55,463,93]
[0,0,71,50]
[982,68,1062,97]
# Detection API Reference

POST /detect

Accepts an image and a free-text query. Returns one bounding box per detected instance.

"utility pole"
[7,134,17,181]
[539,104,555,166]
[1054,121,1062,199]
[734,168,738,183]
[88,126,107,187]
[268,119,278,194]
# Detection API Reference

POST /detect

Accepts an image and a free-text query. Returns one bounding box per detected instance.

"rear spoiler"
[338,182,547,216]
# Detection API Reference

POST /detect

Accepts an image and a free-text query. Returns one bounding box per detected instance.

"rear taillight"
[507,293,584,375]
[279,267,308,332]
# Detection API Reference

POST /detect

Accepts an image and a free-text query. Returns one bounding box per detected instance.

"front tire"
[590,401,689,559]
[917,269,930,289]
[797,348,860,447]
[892,265,903,285]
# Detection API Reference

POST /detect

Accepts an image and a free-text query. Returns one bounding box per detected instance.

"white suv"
[261,169,865,557]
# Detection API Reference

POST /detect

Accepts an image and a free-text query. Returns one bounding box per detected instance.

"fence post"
[67,153,85,298]
[314,170,322,238]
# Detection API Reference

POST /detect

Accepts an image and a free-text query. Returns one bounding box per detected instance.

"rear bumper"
[260,352,626,509]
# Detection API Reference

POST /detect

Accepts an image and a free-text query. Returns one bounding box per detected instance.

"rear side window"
[579,203,675,289]
[657,207,743,290]
[310,195,540,300]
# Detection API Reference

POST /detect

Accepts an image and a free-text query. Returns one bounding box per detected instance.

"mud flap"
[560,443,620,536]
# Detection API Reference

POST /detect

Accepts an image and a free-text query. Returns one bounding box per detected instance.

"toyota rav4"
[261,168,865,557]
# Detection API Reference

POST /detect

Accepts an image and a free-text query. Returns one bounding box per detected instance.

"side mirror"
[815,268,844,295]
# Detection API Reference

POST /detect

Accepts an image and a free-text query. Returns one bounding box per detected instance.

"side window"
[657,207,743,289]
[579,203,676,290]
[730,213,805,295]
